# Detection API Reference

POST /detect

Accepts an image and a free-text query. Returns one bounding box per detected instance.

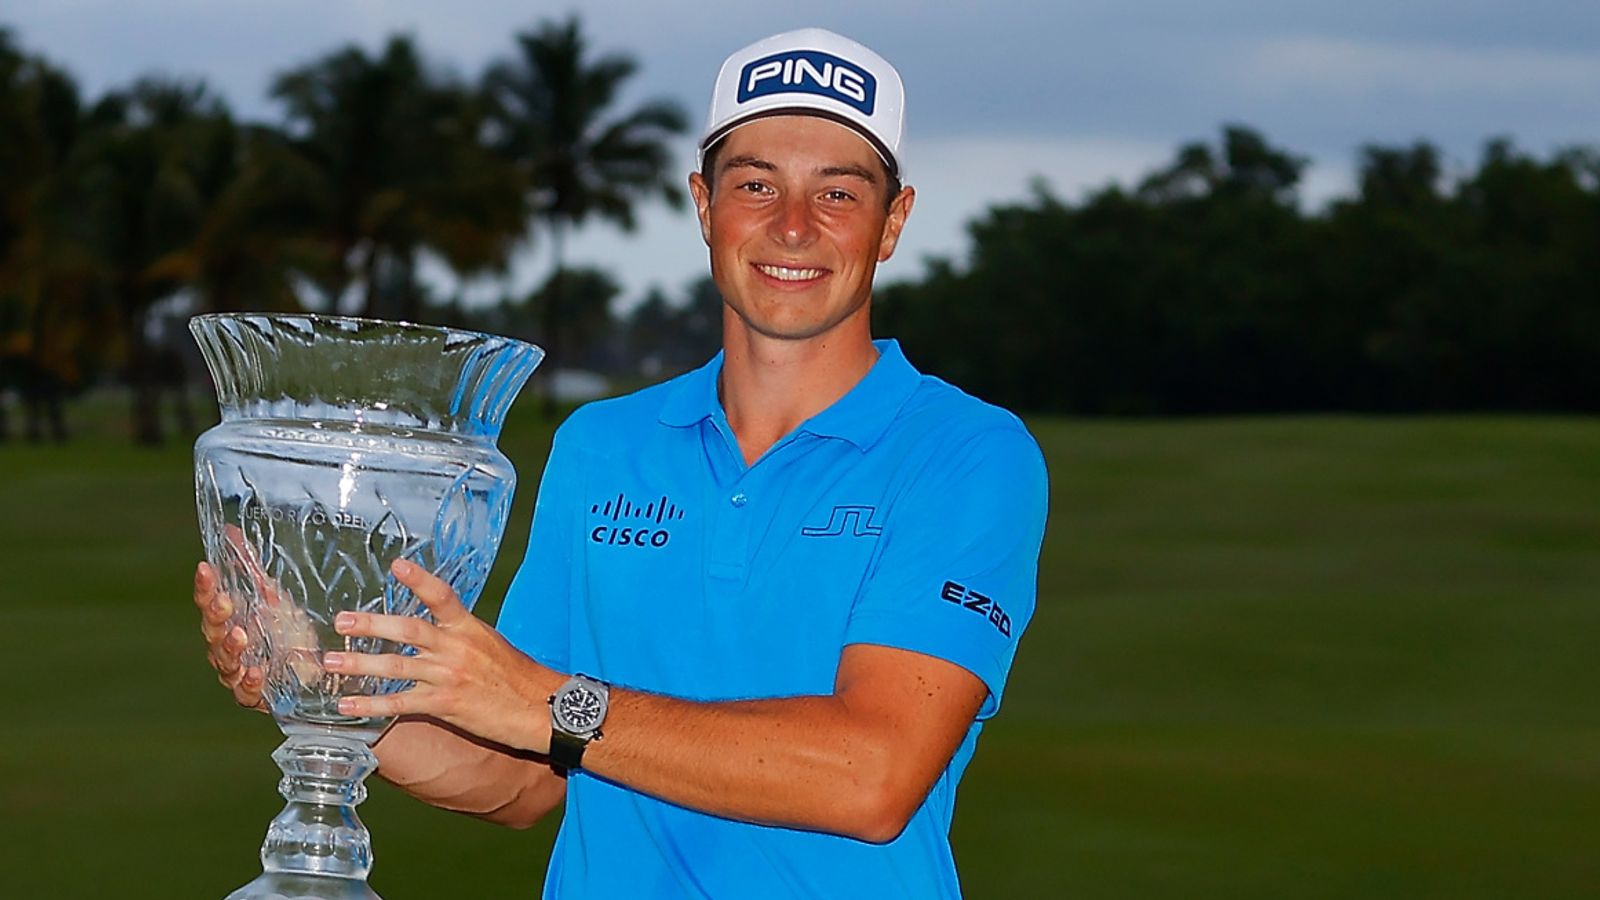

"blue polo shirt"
[498,339,1048,899]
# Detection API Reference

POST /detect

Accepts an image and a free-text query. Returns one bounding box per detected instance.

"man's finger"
[338,691,408,719]
[213,645,242,678]
[196,562,233,635]
[199,592,234,643]
[201,593,232,626]
[233,666,266,710]
[324,650,443,683]
[224,524,284,608]
[219,625,249,665]
[193,562,217,611]
[335,610,435,647]
[390,558,469,626]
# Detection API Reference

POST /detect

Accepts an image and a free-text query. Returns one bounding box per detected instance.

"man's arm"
[327,560,988,843]
[372,717,566,829]
[584,643,987,842]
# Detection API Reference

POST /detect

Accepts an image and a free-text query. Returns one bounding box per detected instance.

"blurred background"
[0,2,1595,897]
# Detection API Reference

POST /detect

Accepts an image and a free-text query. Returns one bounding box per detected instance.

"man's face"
[689,116,914,343]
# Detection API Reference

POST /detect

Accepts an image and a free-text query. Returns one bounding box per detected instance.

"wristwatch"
[547,673,609,771]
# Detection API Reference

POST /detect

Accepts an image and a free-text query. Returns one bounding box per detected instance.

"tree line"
[877,127,1600,415]
[0,17,686,442]
[4,22,1597,446]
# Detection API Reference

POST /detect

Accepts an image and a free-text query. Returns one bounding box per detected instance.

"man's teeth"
[756,264,825,281]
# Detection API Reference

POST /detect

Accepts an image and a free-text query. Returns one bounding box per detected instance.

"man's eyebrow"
[818,163,879,184]
[721,154,775,173]
[718,155,879,186]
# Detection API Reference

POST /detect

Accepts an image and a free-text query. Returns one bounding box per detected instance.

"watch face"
[554,684,605,733]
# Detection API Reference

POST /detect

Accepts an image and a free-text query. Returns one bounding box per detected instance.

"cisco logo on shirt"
[737,50,877,116]
[589,492,684,549]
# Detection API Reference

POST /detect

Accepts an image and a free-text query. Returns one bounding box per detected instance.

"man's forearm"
[580,691,909,842]
[573,646,986,844]
[374,717,566,829]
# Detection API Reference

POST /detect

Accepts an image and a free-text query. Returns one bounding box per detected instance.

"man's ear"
[689,172,714,246]
[877,186,916,263]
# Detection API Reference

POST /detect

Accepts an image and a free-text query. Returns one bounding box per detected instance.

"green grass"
[1,405,1596,898]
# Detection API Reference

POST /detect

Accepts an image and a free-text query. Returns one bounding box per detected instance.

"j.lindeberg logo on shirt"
[589,492,684,548]
[801,505,883,538]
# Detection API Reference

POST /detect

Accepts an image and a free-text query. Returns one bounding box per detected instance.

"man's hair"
[700,138,903,213]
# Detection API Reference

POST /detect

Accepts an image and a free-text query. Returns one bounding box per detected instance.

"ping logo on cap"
[737,50,877,116]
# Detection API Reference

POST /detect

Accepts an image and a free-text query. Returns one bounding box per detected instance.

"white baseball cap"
[698,28,906,179]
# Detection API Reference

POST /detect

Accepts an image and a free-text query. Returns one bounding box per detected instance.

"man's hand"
[193,561,266,711]
[324,559,560,754]
[195,557,565,829]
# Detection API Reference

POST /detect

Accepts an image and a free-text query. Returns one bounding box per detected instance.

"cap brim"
[699,106,899,180]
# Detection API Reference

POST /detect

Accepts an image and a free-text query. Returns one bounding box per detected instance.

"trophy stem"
[224,733,383,900]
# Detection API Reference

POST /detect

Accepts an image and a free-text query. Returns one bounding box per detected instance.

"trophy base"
[225,872,382,900]
[228,734,383,900]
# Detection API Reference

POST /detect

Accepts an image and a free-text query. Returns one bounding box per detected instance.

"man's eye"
[824,189,856,202]
[737,181,770,194]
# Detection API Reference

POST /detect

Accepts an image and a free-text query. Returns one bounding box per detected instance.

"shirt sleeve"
[843,425,1048,719]
[495,417,585,671]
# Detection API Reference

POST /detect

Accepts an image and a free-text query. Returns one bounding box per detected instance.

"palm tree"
[144,122,324,314]
[270,35,525,320]
[481,15,688,412]
[73,77,237,443]
[0,28,46,266]
[0,29,81,325]
[0,30,99,441]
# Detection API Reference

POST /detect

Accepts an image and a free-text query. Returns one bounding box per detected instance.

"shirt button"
[730,492,749,508]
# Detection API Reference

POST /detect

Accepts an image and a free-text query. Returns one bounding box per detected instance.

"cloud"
[1241,36,1600,98]
[876,135,1175,283]
[6,2,1587,304]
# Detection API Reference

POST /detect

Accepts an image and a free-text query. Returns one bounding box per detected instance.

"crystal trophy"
[190,314,543,899]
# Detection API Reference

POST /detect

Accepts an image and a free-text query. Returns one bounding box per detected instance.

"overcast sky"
[7,0,1598,305]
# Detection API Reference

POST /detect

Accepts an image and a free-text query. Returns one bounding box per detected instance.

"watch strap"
[548,727,591,771]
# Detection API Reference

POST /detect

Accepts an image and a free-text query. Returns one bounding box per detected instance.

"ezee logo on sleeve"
[941,580,1012,637]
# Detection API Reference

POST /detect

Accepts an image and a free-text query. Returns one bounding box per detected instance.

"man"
[196,28,1047,898]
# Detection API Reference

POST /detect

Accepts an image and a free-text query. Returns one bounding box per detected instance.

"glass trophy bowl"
[190,314,543,899]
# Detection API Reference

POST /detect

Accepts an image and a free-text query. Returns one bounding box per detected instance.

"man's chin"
[733,314,846,343]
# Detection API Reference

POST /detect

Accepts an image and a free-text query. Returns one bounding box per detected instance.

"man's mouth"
[754,264,827,282]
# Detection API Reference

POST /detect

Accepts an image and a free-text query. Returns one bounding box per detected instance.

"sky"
[6,0,1599,307]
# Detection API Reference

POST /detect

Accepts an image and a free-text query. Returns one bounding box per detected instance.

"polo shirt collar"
[800,339,921,450]
[657,339,922,452]
[657,351,725,429]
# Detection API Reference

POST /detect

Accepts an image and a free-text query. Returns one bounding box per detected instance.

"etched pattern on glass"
[196,461,509,732]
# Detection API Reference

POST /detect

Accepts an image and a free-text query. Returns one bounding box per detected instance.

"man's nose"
[769,194,818,248]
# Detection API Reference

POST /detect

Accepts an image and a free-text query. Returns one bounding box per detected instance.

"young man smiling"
[196,28,1047,898]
